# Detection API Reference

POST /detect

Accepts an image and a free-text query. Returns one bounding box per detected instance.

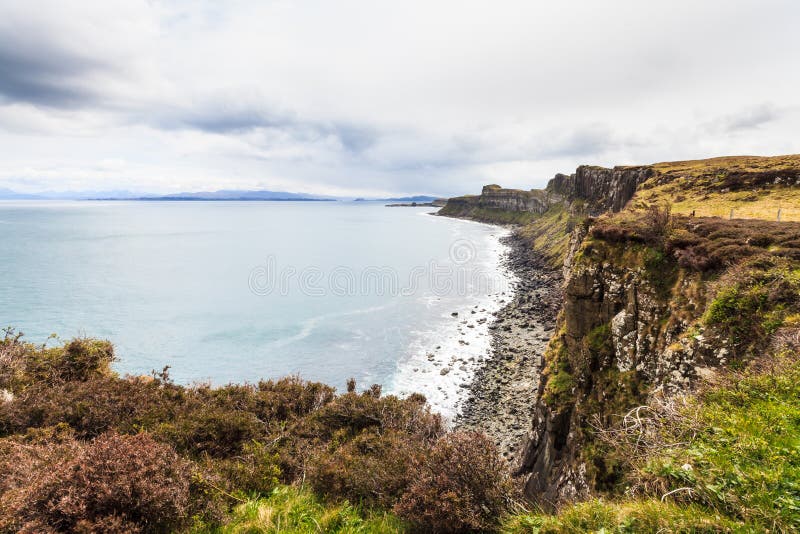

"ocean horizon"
[0,200,513,419]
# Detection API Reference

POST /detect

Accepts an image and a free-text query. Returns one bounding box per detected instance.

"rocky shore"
[455,230,563,462]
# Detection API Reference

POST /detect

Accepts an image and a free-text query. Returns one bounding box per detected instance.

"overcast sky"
[0,0,798,196]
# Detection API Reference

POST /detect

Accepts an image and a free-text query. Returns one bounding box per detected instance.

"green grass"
[642,355,800,531]
[193,485,408,533]
[518,204,584,267]
[506,353,800,533]
[502,499,747,533]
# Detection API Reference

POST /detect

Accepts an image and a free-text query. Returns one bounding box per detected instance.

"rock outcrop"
[516,229,720,506]
[546,165,654,214]
[439,165,652,222]
[438,185,554,221]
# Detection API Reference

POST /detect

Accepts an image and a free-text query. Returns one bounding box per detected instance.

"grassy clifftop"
[508,156,800,531]
[633,154,800,221]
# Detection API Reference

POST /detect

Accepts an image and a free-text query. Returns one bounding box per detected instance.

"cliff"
[546,165,654,214]
[438,185,554,224]
[441,154,800,512]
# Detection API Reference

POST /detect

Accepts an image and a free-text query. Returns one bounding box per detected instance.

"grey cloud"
[155,103,378,154]
[705,104,780,133]
[331,123,377,153]
[157,106,295,133]
[0,32,107,107]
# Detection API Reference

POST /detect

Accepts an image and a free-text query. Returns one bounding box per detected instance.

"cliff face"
[438,185,553,223]
[546,165,654,215]
[439,154,800,508]
[517,227,702,505]
[439,165,653,224]
[516,212,800,506]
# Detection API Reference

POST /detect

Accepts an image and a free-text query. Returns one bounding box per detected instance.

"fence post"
[777,208,782,222]
[729,208,734,220]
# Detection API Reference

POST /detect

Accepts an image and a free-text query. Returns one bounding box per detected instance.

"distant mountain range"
[110,190,338,201]
[0,188,441,202]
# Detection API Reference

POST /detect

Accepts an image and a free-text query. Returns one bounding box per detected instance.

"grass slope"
[504,350,800,533]
[637,154,800,221]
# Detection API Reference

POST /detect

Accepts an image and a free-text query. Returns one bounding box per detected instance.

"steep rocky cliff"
[514,157,800,507]
[441,154,800,509]
[517,211,800,506]
[438,185,554,223]
[439,165,652,223]
[547,165,654,214]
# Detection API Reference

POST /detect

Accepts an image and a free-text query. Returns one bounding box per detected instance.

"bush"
[199,440,282,499]
[307,429,422,508]
[0,331,114,393]
[155,407,265,458]
[643,203,673,243]
[0,374,182,439]
[702,257,800,351]
[394,432,512,533]
[0,432,198,533]
[286,388,444,495]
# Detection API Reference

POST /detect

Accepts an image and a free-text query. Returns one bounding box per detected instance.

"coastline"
[454,229,563,462]
[388,217,517,421]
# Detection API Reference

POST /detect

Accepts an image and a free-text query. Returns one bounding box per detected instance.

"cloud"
[704,104,782,133]
[0,1,799,196]
[0,47,99,107]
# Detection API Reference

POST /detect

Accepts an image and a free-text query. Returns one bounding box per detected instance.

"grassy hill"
[635,154,800,221]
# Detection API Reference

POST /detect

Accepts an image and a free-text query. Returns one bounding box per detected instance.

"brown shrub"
[256,376,336,419]
[0,333,114,393]
[0,432,197,534]
[643,203,673,243]
[154,406,265,458]
[394,431,512,533]
[0,374,182,439]
[280,389,444,490]
[301,389,444,442]
[307,429,423,508]
[197,440,281,498]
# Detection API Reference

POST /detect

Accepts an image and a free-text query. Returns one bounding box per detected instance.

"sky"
[0,0,799,197]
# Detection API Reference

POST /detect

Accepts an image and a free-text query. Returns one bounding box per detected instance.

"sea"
[0,200,514,420]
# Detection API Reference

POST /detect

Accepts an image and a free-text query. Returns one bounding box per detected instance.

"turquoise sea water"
[0,201,511,417]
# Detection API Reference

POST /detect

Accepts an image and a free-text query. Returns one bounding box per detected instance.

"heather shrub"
[0,374,182,438]
[257,376,336,419]
[155,406,266,458]
[394,431,512,533]
[0,331,114,393]
[0,432,198,534]
[703,257,800,351]
[307,429,423,508]
[304,389,444,441]
[280,387,443,484]
[643,202,672,244]
[196,440,282,501]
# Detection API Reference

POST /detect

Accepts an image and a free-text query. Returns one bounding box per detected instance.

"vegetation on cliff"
[439,154,800,532]
[0,330,513,533]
